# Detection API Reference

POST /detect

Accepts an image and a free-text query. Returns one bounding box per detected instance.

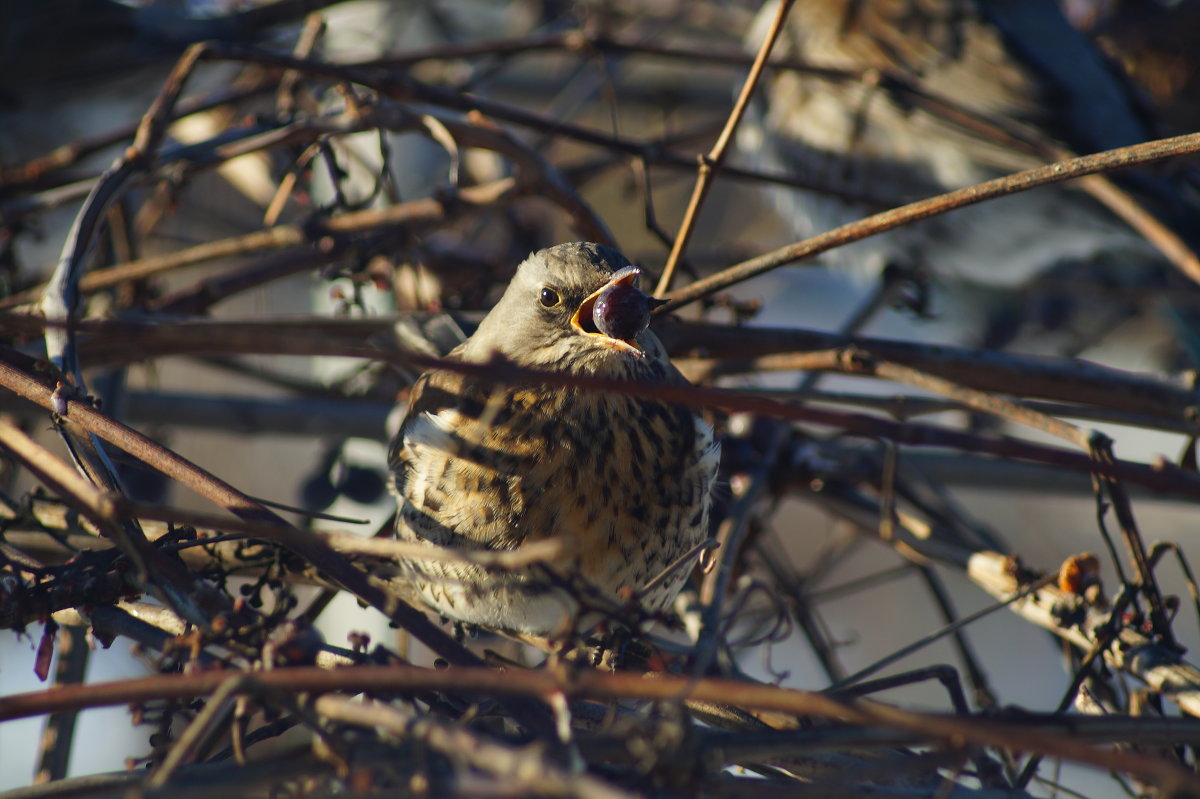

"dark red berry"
[593,283,652,341]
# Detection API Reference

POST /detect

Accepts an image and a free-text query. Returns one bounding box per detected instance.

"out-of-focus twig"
[4,97,612,309]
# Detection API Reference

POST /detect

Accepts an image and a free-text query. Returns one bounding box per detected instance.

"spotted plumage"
[388,242,719,636]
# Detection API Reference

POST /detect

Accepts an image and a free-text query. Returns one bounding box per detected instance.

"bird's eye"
[539,287,561,308]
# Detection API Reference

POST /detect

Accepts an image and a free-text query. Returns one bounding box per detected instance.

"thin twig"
[826,575,1055,692]
[659,132,1200,311]
[655,0,795,295]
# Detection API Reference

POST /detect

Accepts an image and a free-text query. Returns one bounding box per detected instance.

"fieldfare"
[388,242,720,636]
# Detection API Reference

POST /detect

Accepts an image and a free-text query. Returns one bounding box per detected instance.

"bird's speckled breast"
[392,367,716,634]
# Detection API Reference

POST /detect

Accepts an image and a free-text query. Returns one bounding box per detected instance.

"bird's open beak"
[571,266,654,358]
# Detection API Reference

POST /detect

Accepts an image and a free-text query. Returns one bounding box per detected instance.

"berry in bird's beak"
[571,266,664,357]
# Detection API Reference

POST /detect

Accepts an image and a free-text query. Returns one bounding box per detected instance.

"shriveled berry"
[593,283,652,341]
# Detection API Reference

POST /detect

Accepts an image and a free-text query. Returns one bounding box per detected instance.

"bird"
[387,242,720,637]
[741,0,1200,356]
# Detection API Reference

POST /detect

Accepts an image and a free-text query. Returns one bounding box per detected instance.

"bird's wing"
[388,365,467,492]
[389,358,534,551]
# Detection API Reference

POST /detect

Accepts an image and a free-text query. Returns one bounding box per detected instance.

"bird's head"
[466,242,669,374]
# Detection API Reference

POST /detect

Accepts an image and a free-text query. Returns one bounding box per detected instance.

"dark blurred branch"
[662,319,1198,421]
[4,321,1199,497]
[6,313,1193,424]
